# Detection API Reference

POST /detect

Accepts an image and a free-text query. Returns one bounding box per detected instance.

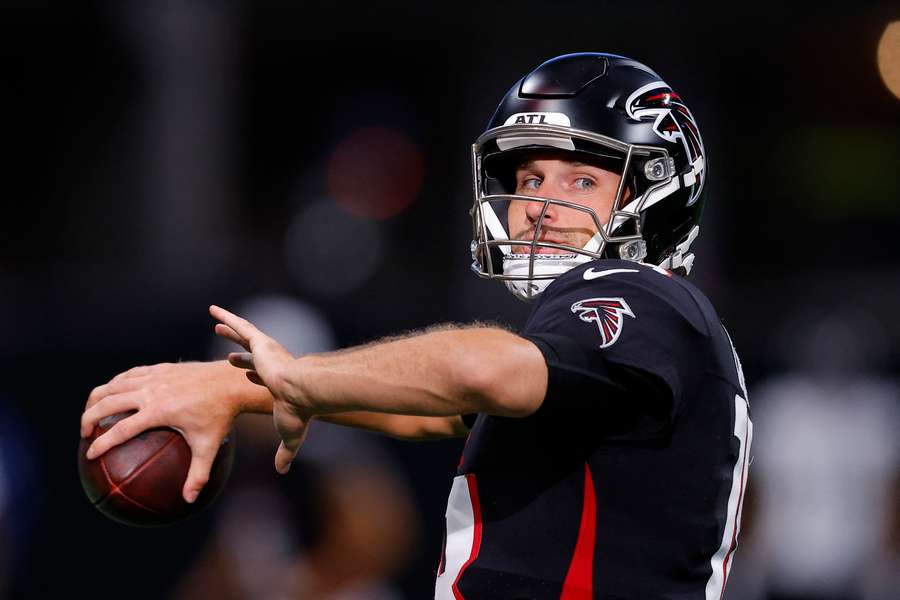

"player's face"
[507,155,622,254]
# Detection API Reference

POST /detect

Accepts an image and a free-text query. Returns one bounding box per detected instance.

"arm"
[213,307,549,472]
[294,326,549,438]
[80,357,469,503]
[80,360,468,446]
[234,357,470,439]
[171,360,468,439]
[222,358,469,439]
[283,327,548,419]
[228,355,471,439]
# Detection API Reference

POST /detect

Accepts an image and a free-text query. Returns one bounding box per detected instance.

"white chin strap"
[484,198,606,302]
[502,252,594,301]
[500,225,700,302]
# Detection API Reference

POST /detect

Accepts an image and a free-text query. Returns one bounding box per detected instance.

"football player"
[82,53,752,598]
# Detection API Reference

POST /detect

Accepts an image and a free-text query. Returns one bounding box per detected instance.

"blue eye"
[521,178,542,191]
[574,177,595,190]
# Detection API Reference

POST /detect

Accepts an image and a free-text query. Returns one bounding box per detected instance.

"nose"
[524,184,560,226]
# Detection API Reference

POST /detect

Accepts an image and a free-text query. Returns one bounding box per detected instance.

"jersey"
[434,259,752,600]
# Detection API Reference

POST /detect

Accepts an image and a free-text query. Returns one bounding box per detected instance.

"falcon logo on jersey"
[571,297,635,348]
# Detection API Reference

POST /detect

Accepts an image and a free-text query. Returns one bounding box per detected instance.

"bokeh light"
[326,126,424,219]
[284,198,385,297]
[877,21,900,100]
[208,294,336,360]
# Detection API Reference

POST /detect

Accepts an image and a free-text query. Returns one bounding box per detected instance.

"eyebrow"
[517,160,588,170]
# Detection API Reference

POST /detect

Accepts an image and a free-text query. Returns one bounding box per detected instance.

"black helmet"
[470,53,707,301]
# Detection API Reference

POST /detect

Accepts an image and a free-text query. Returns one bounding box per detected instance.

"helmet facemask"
[470,123,678,301]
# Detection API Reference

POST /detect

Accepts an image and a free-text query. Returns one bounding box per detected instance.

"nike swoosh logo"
[583,268,640,280]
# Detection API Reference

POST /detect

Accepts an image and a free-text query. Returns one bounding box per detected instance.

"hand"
[210,304,312,474]
[81,361,241,503]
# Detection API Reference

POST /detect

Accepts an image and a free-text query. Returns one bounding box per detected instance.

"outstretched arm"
[81,308,548,501]
[284,329,546,417]
[213,305,548,473]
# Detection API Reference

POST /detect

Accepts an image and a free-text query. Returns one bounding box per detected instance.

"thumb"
[183,440,217,504]
[274,428,308,475]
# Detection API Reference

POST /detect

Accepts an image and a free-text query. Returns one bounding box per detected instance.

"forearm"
[215,360,467,439]
[280,326,547,418]
[210,359,274,414]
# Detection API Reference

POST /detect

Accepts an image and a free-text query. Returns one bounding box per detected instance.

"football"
[78,412,235,527]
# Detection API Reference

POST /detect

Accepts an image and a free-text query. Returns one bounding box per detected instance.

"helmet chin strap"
[502,252,593,301]
[501,229,607,301]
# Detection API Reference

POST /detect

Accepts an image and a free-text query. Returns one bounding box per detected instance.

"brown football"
[78,412,235,527]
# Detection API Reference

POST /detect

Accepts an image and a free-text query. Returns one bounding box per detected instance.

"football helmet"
[469,53,707,301]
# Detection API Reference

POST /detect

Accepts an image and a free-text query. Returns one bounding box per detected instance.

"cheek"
[588,187,619,224]
[507,201,528,229]
[565,208,602,230]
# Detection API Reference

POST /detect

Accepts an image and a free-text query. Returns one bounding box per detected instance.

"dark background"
[2,1,899,598]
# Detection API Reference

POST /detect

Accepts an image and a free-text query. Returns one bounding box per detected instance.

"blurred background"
[2,1,899,598]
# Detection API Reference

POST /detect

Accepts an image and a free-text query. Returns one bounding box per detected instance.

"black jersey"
[435,259,752,600]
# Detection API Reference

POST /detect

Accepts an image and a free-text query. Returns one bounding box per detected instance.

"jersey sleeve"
[520,268,704,440]
[460,413,478,430]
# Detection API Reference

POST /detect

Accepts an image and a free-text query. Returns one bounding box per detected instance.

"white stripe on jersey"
[705,394,753,599]
[435,475,477,600]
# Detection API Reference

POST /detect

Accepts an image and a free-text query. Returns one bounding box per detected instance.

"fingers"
[226,352,265,387]
[182,439,219,504]
[86,410,155,460]
[85,371,146,410]
[214,323,249,351]
[274,424,309,475]
[81,391,145,438]
[246,371,265,386]
[110,365,151,384]
[227,351,255,371]
[275,440,300,474]
[209,305,260,344]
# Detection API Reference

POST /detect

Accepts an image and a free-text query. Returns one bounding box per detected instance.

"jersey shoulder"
[534,258,717,338]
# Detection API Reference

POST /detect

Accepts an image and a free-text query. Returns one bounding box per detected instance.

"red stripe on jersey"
[719,416,750,597]
[561,463,597,600]
[452,474,483,599]
[458,431,472,470]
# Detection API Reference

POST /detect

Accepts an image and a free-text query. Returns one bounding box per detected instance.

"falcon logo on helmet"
[626,81,706,206]
[571,297,635,348]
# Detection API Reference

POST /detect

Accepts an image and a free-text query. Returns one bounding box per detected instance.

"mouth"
[511,230,576,254]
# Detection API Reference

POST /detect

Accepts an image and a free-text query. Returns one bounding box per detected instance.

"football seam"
[97,483,165,517]
[94,433,181,510]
